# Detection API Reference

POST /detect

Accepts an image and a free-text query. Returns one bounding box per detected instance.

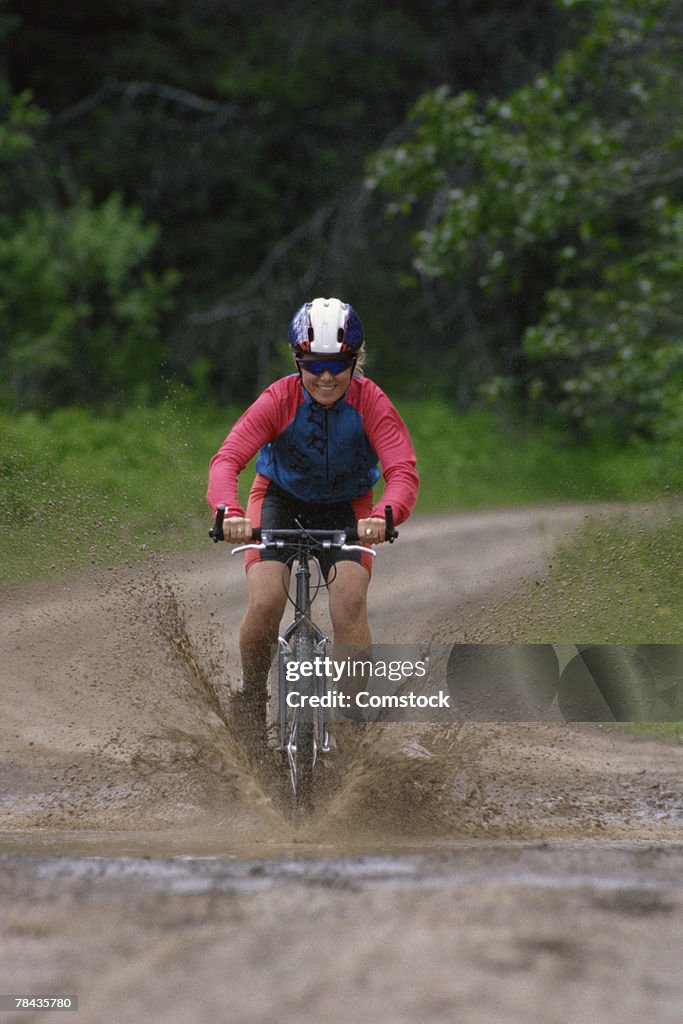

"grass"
[0,395,681,584]
[620,723,683,742]
[399,400,679,510]
[0,398,225,582]
[463,510,683,645]
[460,509,682,741]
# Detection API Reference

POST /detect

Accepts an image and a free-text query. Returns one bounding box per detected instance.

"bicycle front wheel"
[287,631,317,814]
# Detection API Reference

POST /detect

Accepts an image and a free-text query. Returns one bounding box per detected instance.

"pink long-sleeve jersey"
[207,374,419,523]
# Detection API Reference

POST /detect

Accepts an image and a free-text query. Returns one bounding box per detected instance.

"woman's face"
[296,355,354,407]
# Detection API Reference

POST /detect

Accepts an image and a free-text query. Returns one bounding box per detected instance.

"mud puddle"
[1,510,682,852]
[1,509,682,1023]
[2,841,683,892]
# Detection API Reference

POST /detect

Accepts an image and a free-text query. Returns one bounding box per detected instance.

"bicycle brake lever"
[231,543,265,555]
[341,544,377,557]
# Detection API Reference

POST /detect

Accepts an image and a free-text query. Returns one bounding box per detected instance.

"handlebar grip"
[385,505,398,543]
[209,509,263,543]
[209,504,226,542]
[209,511,397,545]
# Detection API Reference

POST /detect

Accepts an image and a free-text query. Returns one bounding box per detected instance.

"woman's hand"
[223,517,253,544]
[357,517,387,544]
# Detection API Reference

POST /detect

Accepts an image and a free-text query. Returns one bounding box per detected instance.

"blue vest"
[255,385,381,502]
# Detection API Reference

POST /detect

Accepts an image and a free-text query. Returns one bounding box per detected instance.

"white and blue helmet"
[288,297,364,355]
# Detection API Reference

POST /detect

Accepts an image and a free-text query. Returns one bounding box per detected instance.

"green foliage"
[0,2,46,177]
[476,511,683,646]
[524,196,683,438]
[1,397,679,583]
[4,0,567,408]
[0,395,224,582]
[369,0,683,439]
[0,192,179,408]
[400,400,680,511]
[0,88,46,159]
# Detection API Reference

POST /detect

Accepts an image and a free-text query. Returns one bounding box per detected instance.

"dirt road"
[1,505,681,1023]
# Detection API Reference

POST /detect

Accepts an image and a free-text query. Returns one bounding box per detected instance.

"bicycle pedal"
[318,732,335,754]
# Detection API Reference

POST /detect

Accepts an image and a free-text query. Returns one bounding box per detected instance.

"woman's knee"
[242,563,287,625]
[328,564,370,632]
[331,592,367,631]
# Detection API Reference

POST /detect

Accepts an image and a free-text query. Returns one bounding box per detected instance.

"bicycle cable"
[279,547,327,618]
[292,517,331,603]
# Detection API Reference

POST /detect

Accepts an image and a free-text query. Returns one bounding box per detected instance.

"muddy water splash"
[0,562,282,840]
[1,510,682,856]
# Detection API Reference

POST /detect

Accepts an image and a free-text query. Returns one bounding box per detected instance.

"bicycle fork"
[277,559,330,799]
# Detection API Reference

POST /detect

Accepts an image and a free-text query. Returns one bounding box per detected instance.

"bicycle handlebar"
[209,503,398,544]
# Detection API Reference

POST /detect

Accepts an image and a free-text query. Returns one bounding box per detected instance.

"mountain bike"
[210,503,397,815]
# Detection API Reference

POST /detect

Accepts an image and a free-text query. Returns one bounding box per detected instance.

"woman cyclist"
[207,297,419,749]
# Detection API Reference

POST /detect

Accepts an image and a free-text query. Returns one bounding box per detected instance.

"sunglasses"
[296,357,354,377]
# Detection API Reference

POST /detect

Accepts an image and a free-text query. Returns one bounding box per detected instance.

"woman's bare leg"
[327,561,372,715]
[235,561,290,752]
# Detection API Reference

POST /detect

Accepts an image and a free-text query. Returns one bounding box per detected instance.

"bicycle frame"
[209,504,397,814]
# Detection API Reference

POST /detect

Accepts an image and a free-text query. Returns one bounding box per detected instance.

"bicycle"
[210,503,398,815]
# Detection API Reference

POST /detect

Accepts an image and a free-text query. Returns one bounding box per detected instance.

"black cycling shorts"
[244,476,373,579]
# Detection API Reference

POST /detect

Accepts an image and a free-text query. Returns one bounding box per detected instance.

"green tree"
[368,0,683,439]
[0,87,44,161]
[0,192,179,408]
[0,2,45,165]
[6,0,568,405]
[0,5,180,409]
